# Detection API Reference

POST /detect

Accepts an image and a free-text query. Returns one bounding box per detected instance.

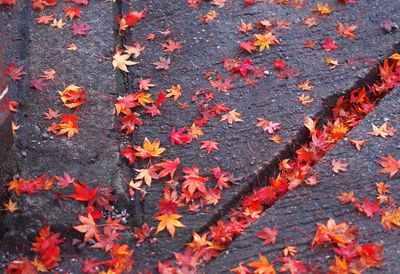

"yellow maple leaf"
[3,199,20,213]
[220,109,243,124]
[135,138,165,158]
[154,213,186,238]
[254,32,279,52]
[112,46,138,72]
[297,79,315,91]
[57,121,80,139]
[165,85,182,101]
[189,123,204,140]
[326,57,338,69]
[50,18,66,29]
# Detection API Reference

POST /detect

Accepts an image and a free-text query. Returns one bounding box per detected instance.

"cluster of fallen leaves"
[3,0,400,271]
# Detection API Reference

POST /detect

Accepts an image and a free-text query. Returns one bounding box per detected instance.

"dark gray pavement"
[206,85,400,273]
[0,0,399,272]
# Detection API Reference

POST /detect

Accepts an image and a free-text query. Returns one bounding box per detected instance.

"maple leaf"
[200,140,219,153]
[154,213,186,238]
[301,16,318,29]
[313,3,333,16]
[335,21,358,39]
[73,213,100,242]
[81,258,101,273]
[254,226,278,246]
[230,262,251,274]
[237,19,253,33]
[303,39,316,48]
[41,69,55,81]
[66,43,77,50]
[3,198,19,213]
[31,76,51,92]
[135,166,159,187]
[160,38,182,52]
[134,222,155,243]
[209,76,234,93]
[71,22,92,35]
[68,182,98,201]
[120,146,136,165]
[378,154,400,179]
[156,157,180,179]
[254,32,279,51]
[182,165,208,195]
[112,46,138,72]
[332,158,348,173]
[124,41,145,59]
[43,108,59,120]
[50,18,66,29]
[201,10,219,24]
[135,137,165,158]
[326,57,338,69]
[296,93,314,106]
[6,61,27,81]
[376,182,390,194]
[55,172,75,188]
[381,20,399,33]
[297,79,315,91]
[278,258,306,274]
[212,0,227,7]
[354,197,381,218]
[322,36,338,51]
[256,117,281,134]
[139,77,155,91]
[152,56,170,70]
[64,7,81,20]
[238,41,256,54]
[312,218,357,248]
[247,254,275,274]
[305,174,321,186]
[350,139,366,151]
[189,123,204,140]
[124,7,147,26]
[165,84,182,101]
[221,109,243,124]
[120,112,143,134]
[369,122,396,138]
[57,121,80,139]
[169,127,192,145]
[144,104,161,116]
[58,84,87,108]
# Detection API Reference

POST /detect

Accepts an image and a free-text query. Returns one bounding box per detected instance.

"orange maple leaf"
[160,39,182,53]
[154,213,186,238]
[135,138,165,159]
[135,166,159,187]
[165,85,182,101]
[73,213,100,243]
[247,254,275,274]
[220,109,243,124]
[335,21,358,39]
[378,154,400,179]
[369,122,396,138]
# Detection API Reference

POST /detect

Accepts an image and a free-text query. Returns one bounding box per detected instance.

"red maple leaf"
[124,7,146,26]
[6,61,27,81]
[254,226,278,245]
[211,167,231,189]
[70,22,92,35]
[144,104,161,116]
[377,154,400,179]
[354,197,381,218]
[155,157,180,179]
[182,165,208,195]
[169,127,192,145]
[238,41,256,53]
[64,7,82,20]
[210,102,231,115]
[68,182,98,201]
[120,146,136,165]
[200,140,219,153]
[134,222,155,244]
[322,36,338,51]
[120,112,143,135]
[156,91,168,107]
[31,75,51,92]
[81,258,102,273]
[139,77,155,90]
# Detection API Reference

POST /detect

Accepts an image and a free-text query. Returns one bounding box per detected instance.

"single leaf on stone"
[247,254,275,274]
[139,77,155,91]
[135,137,165,159]
[169,127,192,145]
[124,41,145,58]
[335,21,358,39]
[64,7,82,20]
[35,14,54,24]
[336,190,357,204]
[200,140,219,153]
[70,22,92,35]
[220,109,243,124]
[322,36,338,52]
[31,76,51,91]
[236,19,253,33]
[3,198,19,213]
[155,157,180,179]
[6,61,27,81]
[332,158,348,173]
[165,85,182,101]
[238,41,256,54]
[43,108,60,120]
[134,222,155,244]
[256,117,281,134]
[41,69,56,81]
[354,197,381,218]
[135,166,159,187]
[160,38,182,53]
[254,226,278,246]
[369,122,396,138]
[120,146,136,165]
[55,172,75,188]
[152,56,170,70]
[378,154,400,179]
[154,213,186,239]
[254,32,279,51]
